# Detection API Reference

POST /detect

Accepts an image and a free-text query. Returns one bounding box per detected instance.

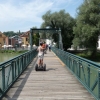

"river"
[0,53,21,64]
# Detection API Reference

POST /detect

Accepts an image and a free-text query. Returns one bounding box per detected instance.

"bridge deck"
[2,51,95,100]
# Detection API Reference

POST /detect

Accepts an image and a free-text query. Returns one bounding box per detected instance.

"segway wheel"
[43,64,46,71]
[35,64,38,71]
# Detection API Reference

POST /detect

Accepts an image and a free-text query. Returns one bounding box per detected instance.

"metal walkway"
[2,51,95,100]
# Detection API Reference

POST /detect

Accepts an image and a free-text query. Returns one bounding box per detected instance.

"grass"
[0,50,28,54]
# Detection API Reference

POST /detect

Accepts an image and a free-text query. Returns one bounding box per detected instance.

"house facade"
[0,32,7,48]
[20,31,30,47]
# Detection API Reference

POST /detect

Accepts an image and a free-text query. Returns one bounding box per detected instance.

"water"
[0,53,23,94]
[0,53,20,64]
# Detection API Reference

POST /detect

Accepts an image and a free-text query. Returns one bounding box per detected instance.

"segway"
[35,63,46,71]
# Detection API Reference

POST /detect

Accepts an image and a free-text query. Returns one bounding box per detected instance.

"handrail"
[52,47,100,100]
[0,49,38,99]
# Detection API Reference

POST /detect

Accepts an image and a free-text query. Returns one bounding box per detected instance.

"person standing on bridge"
[48,44,51,51]
[37,42,45,66]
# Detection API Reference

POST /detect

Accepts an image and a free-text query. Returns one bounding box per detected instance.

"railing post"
[78,62,81,78]
[98,70,100,99]
[2,67,5,91]
[87,65,90,88]
[18,60,20,75]
[12,61,14,81]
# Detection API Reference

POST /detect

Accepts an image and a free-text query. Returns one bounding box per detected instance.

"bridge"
[0,47,99,100]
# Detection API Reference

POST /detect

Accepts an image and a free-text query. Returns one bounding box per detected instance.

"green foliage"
[73,0,100,56]
[30,27,40,46]
[39,32,46,39]
[68,50,100,62]
[0,50,27,53]
[75,51,100,62]
[41,10,75,50]
[3,31,23,37]
[3,31,15,37]
[33,33,39,46]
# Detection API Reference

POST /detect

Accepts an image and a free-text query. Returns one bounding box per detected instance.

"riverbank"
[67,50,100,63]
[0,50,28,63]
[0,49,28,53]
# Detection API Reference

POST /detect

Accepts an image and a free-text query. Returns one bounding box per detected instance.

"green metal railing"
[0,49,38,99]
[52,47,100,100]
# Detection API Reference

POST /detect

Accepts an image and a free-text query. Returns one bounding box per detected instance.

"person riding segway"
[35,42,46,71]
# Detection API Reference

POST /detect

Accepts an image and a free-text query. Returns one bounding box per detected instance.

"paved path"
[2,51,95,100]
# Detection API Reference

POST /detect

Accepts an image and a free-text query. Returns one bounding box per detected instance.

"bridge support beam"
[30,28,33,50]
[98,71,100,99]
[58,29,63,50]
[29,28,63,50]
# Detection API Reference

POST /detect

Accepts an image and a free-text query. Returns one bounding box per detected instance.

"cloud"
[0,0,83,32]
[0,0,54,31]
[0,0,57,20]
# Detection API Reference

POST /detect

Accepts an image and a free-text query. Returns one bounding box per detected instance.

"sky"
[0,0,84,32]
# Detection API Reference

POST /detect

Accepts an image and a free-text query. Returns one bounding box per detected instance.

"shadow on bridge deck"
[2,50,95,100]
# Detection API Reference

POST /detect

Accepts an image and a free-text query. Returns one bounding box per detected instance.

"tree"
[32,27,40,46]
[41,10,75,50]
[73,0,100,56]
[3,31,15,37]
[3,31,23,37]
[33,33,39,46]
[39,32,46,39]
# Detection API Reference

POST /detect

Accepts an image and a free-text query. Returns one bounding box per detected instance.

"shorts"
[38,54,44,59]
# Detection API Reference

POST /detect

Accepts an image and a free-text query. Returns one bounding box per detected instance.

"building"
[0,32,7,48]
[20,31,30,47]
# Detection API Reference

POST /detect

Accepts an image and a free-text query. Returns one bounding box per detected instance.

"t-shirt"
[38,46,43,55]
[49,44,51,47]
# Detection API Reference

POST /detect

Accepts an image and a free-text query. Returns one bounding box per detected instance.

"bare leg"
[40,60,42,66]
[41,59,43,66]
[38,59,41,66]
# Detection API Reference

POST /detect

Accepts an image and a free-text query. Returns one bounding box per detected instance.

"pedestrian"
[48,44,51,51]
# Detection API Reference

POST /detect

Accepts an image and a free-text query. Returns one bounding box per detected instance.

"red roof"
[20,31,30,37]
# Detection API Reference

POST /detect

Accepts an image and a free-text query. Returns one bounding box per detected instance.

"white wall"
[46,39,51,45]
[97,35,100,49]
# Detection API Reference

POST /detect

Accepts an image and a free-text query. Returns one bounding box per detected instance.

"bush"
[69,50,100,62]
[0,50,28,54]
